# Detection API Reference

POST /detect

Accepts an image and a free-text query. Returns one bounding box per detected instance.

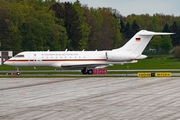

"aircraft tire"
[87,69,93,74]
[81,69,88,74]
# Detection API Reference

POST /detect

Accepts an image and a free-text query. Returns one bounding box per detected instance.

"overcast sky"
[59,0,180,16]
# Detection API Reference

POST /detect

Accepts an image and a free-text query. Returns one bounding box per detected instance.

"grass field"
[1,55,180,71]
[108,55,180,70]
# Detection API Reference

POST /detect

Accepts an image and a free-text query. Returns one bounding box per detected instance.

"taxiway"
[0,77,180,119]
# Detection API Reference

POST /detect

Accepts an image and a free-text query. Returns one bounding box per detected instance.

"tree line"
[0,0,180,55]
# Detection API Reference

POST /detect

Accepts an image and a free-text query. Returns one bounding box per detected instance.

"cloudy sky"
[59,0,179,16]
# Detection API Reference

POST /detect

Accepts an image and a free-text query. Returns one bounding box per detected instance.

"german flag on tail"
[136,38,141,42]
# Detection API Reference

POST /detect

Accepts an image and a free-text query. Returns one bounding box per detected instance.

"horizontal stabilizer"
[138,30,174,36]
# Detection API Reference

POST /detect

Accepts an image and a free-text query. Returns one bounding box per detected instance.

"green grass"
[0,65,55,71]
[108,55,180,69]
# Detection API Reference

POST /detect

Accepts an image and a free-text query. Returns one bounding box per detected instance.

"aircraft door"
[28,53,36,66]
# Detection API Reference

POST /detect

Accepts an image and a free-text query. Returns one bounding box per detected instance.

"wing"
[50,62,112,70]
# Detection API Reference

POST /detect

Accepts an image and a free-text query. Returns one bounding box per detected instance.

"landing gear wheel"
[17,72,20,75]
[81,68,93,75]
[81,69,88,74]
[87,69,93,74]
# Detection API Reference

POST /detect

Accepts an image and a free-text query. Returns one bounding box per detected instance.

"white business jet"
[4,30,174,74]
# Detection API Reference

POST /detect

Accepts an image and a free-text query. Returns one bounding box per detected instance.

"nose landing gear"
[11,67,20,75]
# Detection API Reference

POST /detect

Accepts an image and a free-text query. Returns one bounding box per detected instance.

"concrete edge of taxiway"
[1,73,180,77]
[1,69,180,77]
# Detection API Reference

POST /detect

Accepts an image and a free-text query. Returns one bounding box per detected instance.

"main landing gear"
[81,68,107,75]
[81,68,93,75]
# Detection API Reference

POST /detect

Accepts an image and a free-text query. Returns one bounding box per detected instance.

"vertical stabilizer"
[114,30,174,55]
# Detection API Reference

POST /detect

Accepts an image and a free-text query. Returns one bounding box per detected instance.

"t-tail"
[113,30,174,58]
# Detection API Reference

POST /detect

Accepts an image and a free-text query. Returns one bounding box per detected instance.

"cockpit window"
[15,54,24,58]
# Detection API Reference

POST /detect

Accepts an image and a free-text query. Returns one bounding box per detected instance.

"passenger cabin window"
[15,55,24,58]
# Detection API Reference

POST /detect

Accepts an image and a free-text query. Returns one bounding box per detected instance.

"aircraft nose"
[4,60,12,66]
[4,61,8,65]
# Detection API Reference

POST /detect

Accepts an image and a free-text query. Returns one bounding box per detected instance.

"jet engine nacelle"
[106,51,136,61]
